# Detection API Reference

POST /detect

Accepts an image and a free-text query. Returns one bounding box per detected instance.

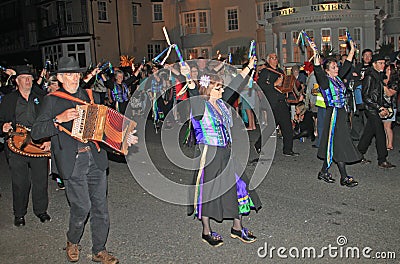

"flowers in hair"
[199,75,210,88]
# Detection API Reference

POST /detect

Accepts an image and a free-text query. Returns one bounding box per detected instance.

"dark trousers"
[64,151,109,254]
[255,101,293,154]
[316,107,326,148]
[8,152,48,217]
[350,107,366,141]
[357,111,388,163]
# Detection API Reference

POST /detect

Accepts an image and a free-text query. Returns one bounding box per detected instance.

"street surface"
[0,122,399,263]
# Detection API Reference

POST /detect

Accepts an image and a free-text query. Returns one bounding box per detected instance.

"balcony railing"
[38,22,90,41]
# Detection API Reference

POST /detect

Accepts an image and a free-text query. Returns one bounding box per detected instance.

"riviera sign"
[311,3,351,12]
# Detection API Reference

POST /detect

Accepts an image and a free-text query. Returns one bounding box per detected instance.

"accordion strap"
[50,90,100,152]
[49,89,94,105]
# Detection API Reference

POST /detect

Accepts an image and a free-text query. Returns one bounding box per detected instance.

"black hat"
[15,65,33,76]
[57,56,83,73]
[371,53,386,63]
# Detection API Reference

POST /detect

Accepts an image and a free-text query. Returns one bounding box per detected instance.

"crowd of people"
[0,36,399,261]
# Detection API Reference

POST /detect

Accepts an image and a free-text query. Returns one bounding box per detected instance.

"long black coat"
[31,87,108,180]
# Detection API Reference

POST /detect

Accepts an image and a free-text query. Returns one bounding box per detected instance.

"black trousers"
[8,151,48,217]
[357,111,388,163]
[255,101,293,154]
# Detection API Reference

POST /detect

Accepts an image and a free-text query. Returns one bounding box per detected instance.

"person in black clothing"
[255,53,299,156]
[105,64,142,114]
[313,40,362,187]
[350,49,373,140]
[31,56,138,263]
[357,54,396,169]
[0,66,51,226]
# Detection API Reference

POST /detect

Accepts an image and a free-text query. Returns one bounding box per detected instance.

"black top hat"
[371,53,386,63]
[57,56,83,73]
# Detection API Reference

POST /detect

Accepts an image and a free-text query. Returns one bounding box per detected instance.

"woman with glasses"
[183,57,262,247]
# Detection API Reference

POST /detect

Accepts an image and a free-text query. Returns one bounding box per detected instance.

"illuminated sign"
[311,3,351,12]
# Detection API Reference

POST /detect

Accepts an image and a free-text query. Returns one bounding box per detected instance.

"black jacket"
[0,85,46,158]
[362,68,388,116]
[31,87,108,180]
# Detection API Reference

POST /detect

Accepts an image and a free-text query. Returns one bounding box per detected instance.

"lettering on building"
[311,3,351,12]
[272,7,295,17]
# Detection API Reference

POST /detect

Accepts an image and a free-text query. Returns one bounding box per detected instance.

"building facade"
[259,0,382,66]
[0,0,399,70]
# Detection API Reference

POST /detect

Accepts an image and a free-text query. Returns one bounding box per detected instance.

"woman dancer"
[313,41,362,187]
[184,57,262,247]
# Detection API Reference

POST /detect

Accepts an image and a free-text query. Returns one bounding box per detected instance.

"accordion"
[276,75,296,94]
[71,104,136,155]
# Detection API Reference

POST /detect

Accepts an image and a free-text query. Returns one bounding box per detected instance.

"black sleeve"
[339,60,352,79]
[314,65,330,90]
[123,75,139,87]
[362,75,381,111]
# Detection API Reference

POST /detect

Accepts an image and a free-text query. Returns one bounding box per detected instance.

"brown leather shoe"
[92,250,119,264]
[65,241,80,262]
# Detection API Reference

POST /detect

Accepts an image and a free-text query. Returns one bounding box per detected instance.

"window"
[66,1,72,22]
[185,47,210,59]
[152,3,163,22]
[28,23,37,46]
[182,11,209,35]
[292,31,300,62]
[338,28,347,55]
[321,28,332,52]
[66,43,88,68]
[147,44,162,60]
[226,7,239,31]
[43,44,63,70]
[305,30,314,60]
[353,28,361,43]
[266,0,278,11]
[184,13,196,34]
[132,3,139,24]
[98,1,108,22]
[387,0,394,16]
[187,49,198,59]
[256,1,278,20]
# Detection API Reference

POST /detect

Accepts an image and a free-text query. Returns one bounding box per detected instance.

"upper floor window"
[132,3,139,24]
[153,3,163,22]
[66,1,72,22]
[256,1,279,20]
[182,11,210,35]
[98,1,108,22]
[387,0,394,16]
[226,7,239,32]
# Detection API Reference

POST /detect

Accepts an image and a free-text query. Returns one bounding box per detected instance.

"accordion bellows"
[72,104,136,155]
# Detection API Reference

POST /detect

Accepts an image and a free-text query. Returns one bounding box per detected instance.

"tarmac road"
[0,122,399,263]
